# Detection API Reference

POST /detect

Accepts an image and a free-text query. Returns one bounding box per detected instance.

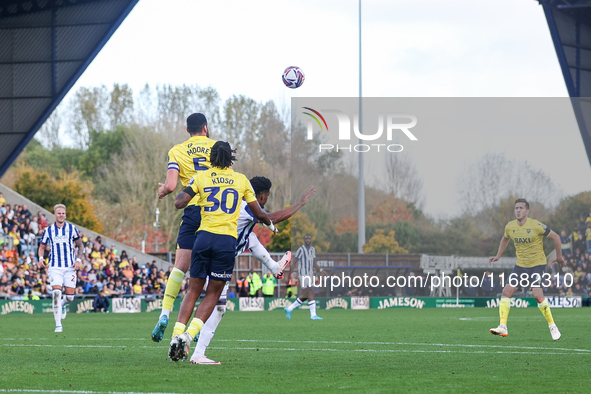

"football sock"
[537,299,555,325]
[194,305,226,358]
[499,296,511,326]
[52,289,62,327]
[162,268,185,313]
[287,298,303,312]
[186,318,204,340]
[309,300,317,317]
[249,242,280,274]
[62,294,74,306]
[172,322,186,338]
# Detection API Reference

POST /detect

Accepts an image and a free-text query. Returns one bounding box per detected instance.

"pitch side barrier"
[0,296,585,315]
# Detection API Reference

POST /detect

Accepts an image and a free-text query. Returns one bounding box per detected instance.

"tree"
[14,168,103,232]
[267,216,291,252]
[93,125,181,251]
[363,229,407,253]
[78,127,127,177]
[457,153,561,215]
[385,153,424,207]
[68,85,108,148]
[36,107,62,150]
[108,83,134,130]
[547,191,591,235]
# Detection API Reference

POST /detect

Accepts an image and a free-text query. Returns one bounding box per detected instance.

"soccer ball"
[282,66,305,89]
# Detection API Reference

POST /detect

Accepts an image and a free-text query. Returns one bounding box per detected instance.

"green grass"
[0,307,590,394]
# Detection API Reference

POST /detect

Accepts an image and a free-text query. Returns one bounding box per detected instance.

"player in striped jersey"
[36,204,84,332]
[189,178,316,365]
[168,141,276,362]
[151,113,217,342]
[285,234,325,320]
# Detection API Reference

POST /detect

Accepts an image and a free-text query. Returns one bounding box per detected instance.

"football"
[282,66,305,89]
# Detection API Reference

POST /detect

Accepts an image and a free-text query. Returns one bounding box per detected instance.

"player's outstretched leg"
[248,237,280,274]
[52,289,63,332]
[152,267,186,342]
[191,304,226,364]
[275,251,292,279]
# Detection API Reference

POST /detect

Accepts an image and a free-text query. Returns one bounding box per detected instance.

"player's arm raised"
[158,168,179,199]
[489,236,510,266]
[267,186,316,224]
[547,230,565,265]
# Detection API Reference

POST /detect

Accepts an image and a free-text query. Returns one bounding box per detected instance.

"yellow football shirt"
[167,136,217,207]
[187,167,257,238]
[504,218,550,268]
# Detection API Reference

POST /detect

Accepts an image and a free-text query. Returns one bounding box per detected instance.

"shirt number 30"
[203,187,239,214]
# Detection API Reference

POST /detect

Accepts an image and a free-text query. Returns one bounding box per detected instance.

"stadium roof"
[539,0,591,167]
[0,0,139,177]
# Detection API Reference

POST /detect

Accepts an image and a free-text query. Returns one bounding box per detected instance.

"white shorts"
[235,232,263,257]
[48,267,77,288]
[204,277,230,301]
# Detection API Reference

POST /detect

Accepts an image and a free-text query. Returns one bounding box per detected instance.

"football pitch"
[1,308,589,394]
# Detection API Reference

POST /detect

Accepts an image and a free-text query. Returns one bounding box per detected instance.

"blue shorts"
[190,231,236,282]
[176,205,201,250]
[509,265,545,289]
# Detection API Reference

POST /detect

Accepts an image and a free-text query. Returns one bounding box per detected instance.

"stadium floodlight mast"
[358,0,366,254]
[153,207,160,252]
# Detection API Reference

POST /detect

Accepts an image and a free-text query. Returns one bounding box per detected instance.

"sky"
[65,0,591,216]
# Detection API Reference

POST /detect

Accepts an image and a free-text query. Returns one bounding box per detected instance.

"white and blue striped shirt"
[40,223,80,268]
[235,200,258,256]
[296,244,316,278]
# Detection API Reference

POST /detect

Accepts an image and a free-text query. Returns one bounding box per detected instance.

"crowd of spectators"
[555,210,591,298]
[0,194,176,300]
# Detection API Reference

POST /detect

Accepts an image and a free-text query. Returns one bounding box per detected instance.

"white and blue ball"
[282,66,305,89]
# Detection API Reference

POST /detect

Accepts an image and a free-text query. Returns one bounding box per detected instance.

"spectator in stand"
[30,216,39,235]
[133,279,142,295]
[574,235,586,257]
[5,204,14,220]
[8,225,21,254]
[93,290,110,312]
[0,193,5,206]
[21,204,31,219]
[10,277,24,295]
[585,222,591,254]
[37,212,48,232]
[560,230,572,258]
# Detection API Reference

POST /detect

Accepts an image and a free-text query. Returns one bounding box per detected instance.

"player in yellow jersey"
[151,113,217,342]
[489,198,564,340]
[167,141,276,362]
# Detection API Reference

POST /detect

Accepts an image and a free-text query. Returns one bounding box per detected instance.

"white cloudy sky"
[67,0,591,216]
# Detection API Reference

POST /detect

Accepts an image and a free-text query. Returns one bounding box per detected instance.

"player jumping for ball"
[489,198,564,340]
[167,141,275,362]
[190,177,315,364]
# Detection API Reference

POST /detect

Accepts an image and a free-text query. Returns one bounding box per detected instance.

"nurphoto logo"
[302,107,418,153]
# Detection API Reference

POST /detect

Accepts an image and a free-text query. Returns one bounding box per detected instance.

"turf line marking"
[1,343,587,355]
[1,339,588,353]
[0,391,188,394]
[214,339,591,353]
